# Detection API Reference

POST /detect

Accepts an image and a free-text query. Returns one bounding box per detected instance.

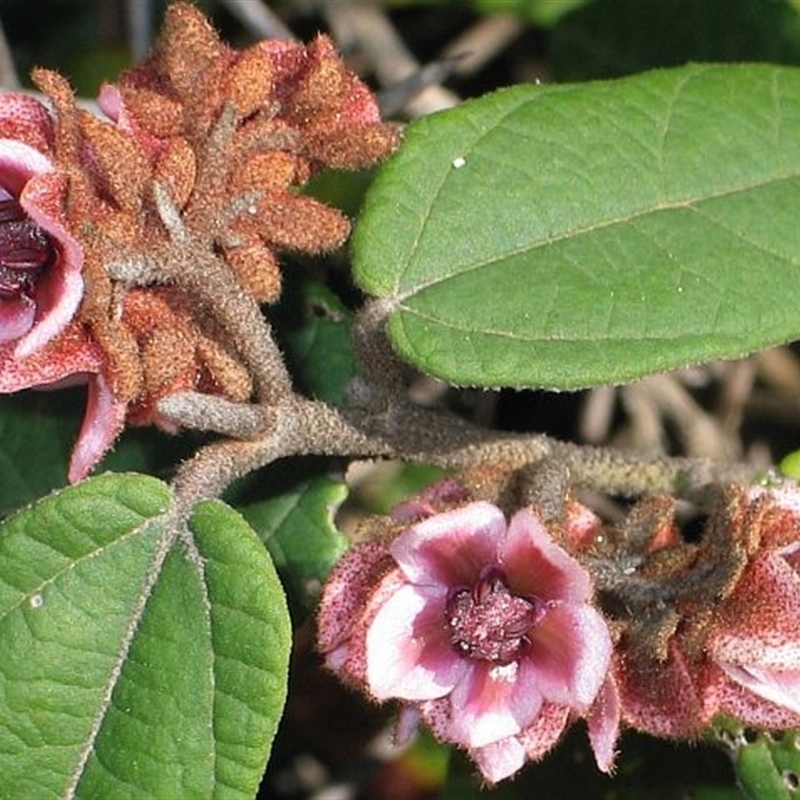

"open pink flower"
[318,501,613,783]
[0,93,83,357]
[0,93,121,483]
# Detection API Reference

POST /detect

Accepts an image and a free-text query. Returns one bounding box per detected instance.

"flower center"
[0,196,56,301]
[445,565,547,664]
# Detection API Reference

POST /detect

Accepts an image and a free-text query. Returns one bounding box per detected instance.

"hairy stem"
[169,389,757,507]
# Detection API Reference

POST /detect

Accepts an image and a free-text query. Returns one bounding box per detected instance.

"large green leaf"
[353,63,800,389]
[0,473,291,799]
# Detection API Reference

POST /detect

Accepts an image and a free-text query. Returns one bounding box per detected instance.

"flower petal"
[68,372,127,482]
[719,664,800,717]
[518,701,571,761]
[448,660,544,749]
[471,736,527,785]
[0,294,35,344]
[317,541,393,655]
[0,139,52,195]
[587,675,620,773]
[0,323,102,391]
[366,583,467,701]
[390,501,506,587]
[501,507,592,603]
[704,663,800,729]
[526,603,612,710]
[615,641,704,738]
[16,171,84,358]
[709,554,800,671]
[0,95,54,154]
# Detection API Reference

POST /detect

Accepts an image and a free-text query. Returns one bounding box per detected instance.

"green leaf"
[551,0,800,82]
[241,476,349,617]
[353,63,800,389]
[0,473,291,799]
[726,730,800,800]
[0,390,77,515]
[273,279,357,405]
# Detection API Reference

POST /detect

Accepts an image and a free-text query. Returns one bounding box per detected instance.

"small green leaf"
[730,731,800,800]
[353,64,800,389]
[273,279,356,405]
[780,450,800,480]
[0,473,291,799]
[241,476,349,617]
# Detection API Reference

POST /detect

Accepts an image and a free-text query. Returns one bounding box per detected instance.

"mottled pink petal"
[501,507,592,603]
[587,675,620,773]
[526,604,612,710]
[390,502,506,587]
[417,696,452,742]
[340,568,408,687]
[0,95,54,154]
[704,663,800,729]
[471,736,526,785]
[367,583,467,701]
[68,373,126,483]
[0,323,102,391]
[518,702,571,761]
[448,660,544,749]
[616,641,704,738]
[317,541,392,654]
[709,554,800,671]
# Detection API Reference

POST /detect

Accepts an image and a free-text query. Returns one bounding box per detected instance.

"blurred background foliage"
[4,1,800,798]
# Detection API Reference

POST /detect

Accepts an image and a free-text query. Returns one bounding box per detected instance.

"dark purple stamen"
[0,197,55,300]
[445,565,546,664]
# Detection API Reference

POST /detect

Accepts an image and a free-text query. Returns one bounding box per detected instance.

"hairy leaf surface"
[354,64,800,388]
[0,474,290,799]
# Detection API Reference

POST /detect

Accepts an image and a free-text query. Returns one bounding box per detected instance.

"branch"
[167,388,756,508]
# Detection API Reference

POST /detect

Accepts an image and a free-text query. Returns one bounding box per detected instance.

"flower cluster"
[595,481,800,741]
[0,3,398,482]
[317,476,800,784]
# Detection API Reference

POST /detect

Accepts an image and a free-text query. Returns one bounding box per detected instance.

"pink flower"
[0,93,83,356]
[0,93,127,482]
[318,501,613,783]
